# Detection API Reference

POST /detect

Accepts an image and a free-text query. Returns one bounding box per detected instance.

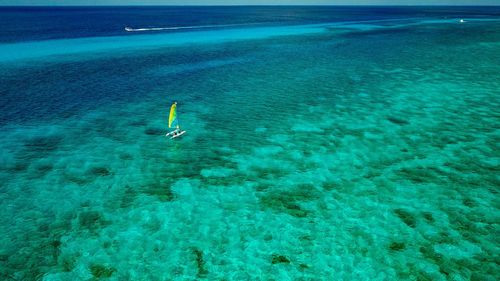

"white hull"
[166,130,186,139]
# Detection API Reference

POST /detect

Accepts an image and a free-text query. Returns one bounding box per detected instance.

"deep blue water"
[1,6,499,280]
[1,6,499,43]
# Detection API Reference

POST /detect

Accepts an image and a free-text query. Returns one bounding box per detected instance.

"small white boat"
[125,27,133,32]
[166,102,186,139]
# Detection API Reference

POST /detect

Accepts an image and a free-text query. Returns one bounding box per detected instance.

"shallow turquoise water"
[1,9,500,281]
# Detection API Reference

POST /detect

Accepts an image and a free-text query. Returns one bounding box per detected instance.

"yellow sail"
[168,102,178,128]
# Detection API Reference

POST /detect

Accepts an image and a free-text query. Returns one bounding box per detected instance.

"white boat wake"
[124,23,253,32]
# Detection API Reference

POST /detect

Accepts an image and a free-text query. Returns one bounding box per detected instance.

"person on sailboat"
[172,125,180,137]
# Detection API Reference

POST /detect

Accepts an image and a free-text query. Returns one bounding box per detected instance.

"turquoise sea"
[0,6,499,280]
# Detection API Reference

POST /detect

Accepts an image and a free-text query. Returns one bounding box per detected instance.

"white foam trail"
[124,23,253,32]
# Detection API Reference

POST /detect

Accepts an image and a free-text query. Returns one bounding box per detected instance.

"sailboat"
[165,102,186,139]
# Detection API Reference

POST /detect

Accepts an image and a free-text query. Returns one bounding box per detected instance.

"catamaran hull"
[166,130,186,139]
